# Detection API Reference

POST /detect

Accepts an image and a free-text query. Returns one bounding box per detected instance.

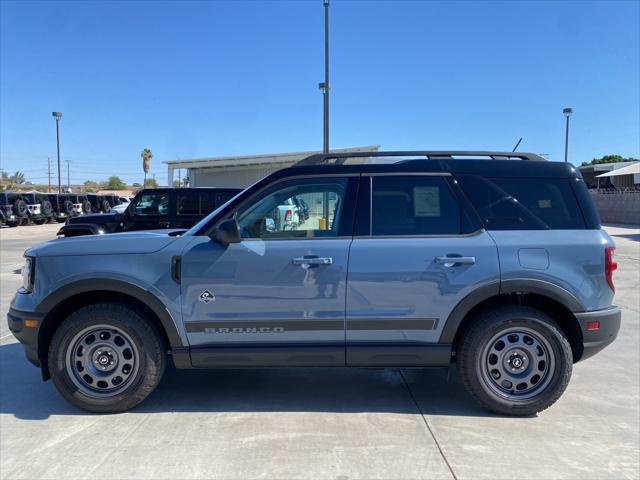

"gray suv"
[8,151,621,415]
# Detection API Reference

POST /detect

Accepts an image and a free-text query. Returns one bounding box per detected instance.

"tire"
[457,305,572,416]
[82,200,92,214]
[63,200,74,215]
[41,200,53,216]
[48,303,166,413]
[101,200,111,213]
[12,199,27,217]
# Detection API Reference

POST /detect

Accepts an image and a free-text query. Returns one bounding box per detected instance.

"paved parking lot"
[0,223,638,480]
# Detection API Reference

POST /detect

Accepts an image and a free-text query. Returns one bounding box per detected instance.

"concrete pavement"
[0,223,638,479]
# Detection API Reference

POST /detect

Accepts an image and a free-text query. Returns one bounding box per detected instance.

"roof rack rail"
[294,150,546,166]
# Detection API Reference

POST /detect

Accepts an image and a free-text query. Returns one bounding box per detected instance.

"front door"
[125,190,172,230]
[180,176,357,367]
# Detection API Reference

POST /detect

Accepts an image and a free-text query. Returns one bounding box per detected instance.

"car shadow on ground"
[611,232,640,242]
[0,342,495,420]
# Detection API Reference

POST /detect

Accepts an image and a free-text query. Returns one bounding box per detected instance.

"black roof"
[272,151,579,179]
[135,187,243,194]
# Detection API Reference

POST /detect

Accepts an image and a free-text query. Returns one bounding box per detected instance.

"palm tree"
[141,148,153,187]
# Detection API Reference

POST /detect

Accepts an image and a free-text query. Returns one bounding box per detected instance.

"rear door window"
[371,175,462,235]
[457,175,586,230]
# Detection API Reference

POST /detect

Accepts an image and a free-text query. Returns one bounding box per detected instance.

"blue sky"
[1,0,639,186]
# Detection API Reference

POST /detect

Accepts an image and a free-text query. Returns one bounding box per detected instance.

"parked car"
[8,151,620,415]
[46,194,72,223]
[272,197,300,231]
[58,194,91,216]
[21,192,53,224]
[85,194,112,213]
[57,187,241,237]
[293,196,310,222]
[0,192,25,227]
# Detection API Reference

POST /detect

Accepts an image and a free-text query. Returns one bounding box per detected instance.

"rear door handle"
[292,256,333,266]
[435,255,476,267]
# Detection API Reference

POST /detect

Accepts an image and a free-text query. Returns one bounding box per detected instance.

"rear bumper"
[576,305,621,361]
[7,307,43,368]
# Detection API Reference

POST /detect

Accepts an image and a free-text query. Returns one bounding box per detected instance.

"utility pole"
[47,157,51,193]
[65,160,70,191]
[52,112,62,193]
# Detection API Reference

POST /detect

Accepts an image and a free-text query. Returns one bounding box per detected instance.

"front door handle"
[292,256,333,266]
[435,255,476,267]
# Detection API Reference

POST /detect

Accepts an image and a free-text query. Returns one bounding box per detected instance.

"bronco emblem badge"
[198,290,215,304]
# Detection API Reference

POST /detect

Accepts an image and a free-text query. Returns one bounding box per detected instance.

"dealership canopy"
[595,161,640,178]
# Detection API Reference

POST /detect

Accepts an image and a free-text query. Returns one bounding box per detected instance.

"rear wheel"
[457,306,572,416]
[48,303,166,413]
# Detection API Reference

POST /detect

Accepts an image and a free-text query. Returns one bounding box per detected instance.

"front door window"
[236,178,348,239]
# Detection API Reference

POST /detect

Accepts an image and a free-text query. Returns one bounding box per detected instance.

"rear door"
[346,174,500,366]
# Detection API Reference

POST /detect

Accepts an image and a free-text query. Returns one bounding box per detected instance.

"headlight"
[22,256,35,292]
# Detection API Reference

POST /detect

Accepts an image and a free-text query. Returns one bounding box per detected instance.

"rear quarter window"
[457,175,586,230]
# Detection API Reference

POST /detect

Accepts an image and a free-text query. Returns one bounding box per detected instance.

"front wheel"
[457,306,572,416]
[48,303,166,413]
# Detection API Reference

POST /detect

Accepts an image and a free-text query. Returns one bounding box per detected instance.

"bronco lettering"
[204,326,285,334]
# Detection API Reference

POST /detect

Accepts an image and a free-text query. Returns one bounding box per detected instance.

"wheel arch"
[441,280,585,362]
[36,279,185,379]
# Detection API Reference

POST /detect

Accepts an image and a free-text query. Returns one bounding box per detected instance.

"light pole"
[319,0,330,227]
[52,112,62,192]
[563,107,572,163]
[319,0,330,154]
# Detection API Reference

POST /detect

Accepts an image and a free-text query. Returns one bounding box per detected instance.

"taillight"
[605,246,617,292]
[284,209,292,222]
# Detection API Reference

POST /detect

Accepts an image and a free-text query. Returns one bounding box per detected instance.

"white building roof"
[596,161,640,178]
[163,145,380,170]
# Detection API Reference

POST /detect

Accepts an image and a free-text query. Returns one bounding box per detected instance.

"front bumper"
[575,305,621,361]
[7,307,43,368]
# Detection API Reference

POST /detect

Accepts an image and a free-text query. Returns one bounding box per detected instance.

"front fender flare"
[35,278,184,348]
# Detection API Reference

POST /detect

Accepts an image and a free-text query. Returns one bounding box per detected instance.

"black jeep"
[21,192,54,224]
[85,193,113,213]
[58,187,241,237]
[46,194,74,223]
[0,192,28,226]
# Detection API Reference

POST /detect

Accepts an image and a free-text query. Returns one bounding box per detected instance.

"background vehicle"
[22,192,53,224]
[0,192,29,227]
[58,187,241,237]
[46,194,72,223]
[9,151,620,416]
[58,194,91,216]
[85,194,112,213]
[0,192,23,227]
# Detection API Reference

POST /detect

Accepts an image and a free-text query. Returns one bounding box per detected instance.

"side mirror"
[213,218,241,245]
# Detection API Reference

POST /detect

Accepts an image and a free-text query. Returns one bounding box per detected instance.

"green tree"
[581,155,639,167]
[145,177,159,188]
[84,180,100,192]
[107,176,126,190]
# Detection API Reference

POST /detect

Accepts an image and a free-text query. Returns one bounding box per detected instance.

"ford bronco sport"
[8,151,620,415]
